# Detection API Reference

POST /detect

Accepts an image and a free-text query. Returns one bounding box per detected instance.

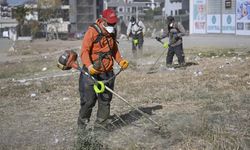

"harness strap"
[131,21,143,35]
[89,23,115,71]
[93,51,113,70]
[90,23,103,47]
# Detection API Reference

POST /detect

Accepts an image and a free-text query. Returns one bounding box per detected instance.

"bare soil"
[0,37,250,150]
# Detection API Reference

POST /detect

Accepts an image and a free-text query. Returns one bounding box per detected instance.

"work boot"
[93,118,113,133]
[94,118,108,129]
[77,118,89,130]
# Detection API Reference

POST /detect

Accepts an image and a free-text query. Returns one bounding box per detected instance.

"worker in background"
[156,16,186,66]
[126,16,146,58]
[78,8,129,132]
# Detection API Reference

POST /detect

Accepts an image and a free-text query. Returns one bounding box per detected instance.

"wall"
[190,0,250,35]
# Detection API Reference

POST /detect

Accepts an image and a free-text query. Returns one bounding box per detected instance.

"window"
[225,0,232,9]
[127,8,130,12]
[132,7,136,13]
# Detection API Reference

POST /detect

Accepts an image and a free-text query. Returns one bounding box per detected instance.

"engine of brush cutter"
[57,50,78,70]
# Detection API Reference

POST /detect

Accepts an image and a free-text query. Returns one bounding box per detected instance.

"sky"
[7,0,27,6]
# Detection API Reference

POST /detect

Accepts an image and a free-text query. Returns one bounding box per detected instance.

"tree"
[13,6,30,36]
[144,7,162,21]
[37,0,61,40]
[30,20,39,39]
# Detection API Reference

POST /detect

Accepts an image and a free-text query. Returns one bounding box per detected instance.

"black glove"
[155,37,162,41]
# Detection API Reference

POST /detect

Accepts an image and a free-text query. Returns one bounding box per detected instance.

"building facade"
[190,0,250,35]
[69,0,103,33]
[163,0,189,31]
[107,0,160,24]
[0,0,17,39]
[164,0,182,16]
[37,0,70,33]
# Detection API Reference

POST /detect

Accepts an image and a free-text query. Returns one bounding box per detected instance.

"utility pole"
[104,0,107,9]
[136,5,138,21]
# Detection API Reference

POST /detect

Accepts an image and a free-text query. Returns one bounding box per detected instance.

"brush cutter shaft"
[105,86,161,127]
[155,37,164,44]
[149,49,166,70]
[146,38,168,73]
[158,40,164,44]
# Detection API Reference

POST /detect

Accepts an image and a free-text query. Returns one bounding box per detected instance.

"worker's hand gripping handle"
[155,37,168,48]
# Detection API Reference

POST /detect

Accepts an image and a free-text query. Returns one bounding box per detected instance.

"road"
[0,38,14,62]
[1,34,250,63]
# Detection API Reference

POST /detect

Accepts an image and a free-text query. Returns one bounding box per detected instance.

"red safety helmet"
[102,8,118,24]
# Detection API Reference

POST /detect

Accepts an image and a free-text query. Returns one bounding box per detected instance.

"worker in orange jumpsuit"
[78,8,129,130]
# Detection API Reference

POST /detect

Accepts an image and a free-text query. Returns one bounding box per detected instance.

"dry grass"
[102,49,250,149]
[0,39,250,150]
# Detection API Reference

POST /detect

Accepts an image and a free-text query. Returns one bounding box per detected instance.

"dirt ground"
[0,36,250,150]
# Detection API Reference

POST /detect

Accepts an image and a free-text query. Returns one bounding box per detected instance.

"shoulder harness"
[89,23,117,70]
[90,23,104,45]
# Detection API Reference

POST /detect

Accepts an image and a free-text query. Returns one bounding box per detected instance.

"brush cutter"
[57,50,161,128]
[146,38,169,74]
